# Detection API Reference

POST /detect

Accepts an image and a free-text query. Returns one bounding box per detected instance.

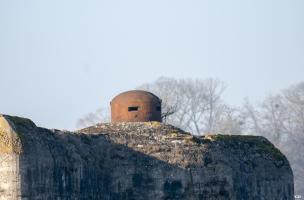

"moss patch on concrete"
[206,134,285,161]
[3,115,36,129]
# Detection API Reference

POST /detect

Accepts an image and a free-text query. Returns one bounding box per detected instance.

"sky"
[0,0,303,130]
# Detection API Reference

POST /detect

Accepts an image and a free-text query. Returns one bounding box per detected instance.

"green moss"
[183,136,202,145]
[208,134,285,161]
[5,115,36,129]
[80,134,92,145]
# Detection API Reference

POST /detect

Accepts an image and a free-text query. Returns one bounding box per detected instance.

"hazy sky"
[1,0,303,130]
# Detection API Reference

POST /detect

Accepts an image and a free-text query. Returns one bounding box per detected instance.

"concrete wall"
[0,115,21,200]
[0,115,294,200]
[0,153,20,200]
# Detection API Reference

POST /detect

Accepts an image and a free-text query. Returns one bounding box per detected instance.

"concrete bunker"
[111,90,162,122]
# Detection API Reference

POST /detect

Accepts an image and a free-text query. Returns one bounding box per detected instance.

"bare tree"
[76,107,110,128]
[212,106,244,135]
[242,82,304,196]
[137,77,181,123]
[138,77,233,135]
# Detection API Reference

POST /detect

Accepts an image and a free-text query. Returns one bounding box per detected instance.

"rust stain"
[111,90,162,122]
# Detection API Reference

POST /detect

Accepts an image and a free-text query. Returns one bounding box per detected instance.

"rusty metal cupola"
[110,90,162,123]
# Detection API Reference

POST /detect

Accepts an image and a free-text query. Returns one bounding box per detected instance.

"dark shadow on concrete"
[15,126,199,199]
[6,119,293,200]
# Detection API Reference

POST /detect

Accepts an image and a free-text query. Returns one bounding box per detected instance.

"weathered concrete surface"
[0,114,294,200]
[0,115,21,200]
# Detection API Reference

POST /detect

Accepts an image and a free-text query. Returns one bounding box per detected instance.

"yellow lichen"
[144,121,161,128]
[169,132,178,137]
[160,132,180,141]
[0,116,22,154]
[183,138,194,145]
[183,135,202,145]
[203,135,217,142]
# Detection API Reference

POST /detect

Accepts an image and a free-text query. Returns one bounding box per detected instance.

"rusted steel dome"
[111,90,162,123]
